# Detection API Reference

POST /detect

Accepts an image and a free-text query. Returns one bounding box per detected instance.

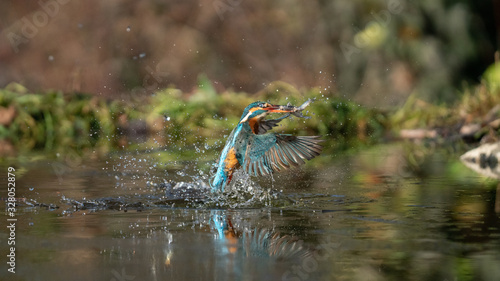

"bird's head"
[239,101,291,124]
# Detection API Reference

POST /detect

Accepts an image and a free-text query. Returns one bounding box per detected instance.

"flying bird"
[210,100,323,192]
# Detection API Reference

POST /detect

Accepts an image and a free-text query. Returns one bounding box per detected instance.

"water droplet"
[48,55,54,61]
[139,53,146,58]
[126,26,131,32]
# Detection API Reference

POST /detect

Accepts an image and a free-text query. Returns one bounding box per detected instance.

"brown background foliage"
[0,0,498,106]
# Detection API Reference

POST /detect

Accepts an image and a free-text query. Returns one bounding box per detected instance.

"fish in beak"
[265,99,313,117]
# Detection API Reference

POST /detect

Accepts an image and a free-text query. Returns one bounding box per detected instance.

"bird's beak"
[240,103,298,124]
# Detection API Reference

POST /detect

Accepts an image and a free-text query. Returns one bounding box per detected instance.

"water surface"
[1,143,500,281]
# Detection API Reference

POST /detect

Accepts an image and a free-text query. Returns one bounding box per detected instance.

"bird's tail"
[210,167,229,192]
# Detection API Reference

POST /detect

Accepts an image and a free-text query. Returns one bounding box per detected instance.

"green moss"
[0,81,387,158]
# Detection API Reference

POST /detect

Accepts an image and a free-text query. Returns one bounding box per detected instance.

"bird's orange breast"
[224,147,240,172]
[248,117,259,134]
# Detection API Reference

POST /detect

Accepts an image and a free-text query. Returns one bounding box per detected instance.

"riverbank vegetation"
[0,79,386,156]
[1,69,499,158]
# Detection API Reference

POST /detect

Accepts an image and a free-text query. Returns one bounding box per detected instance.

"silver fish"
[278,99,313,118]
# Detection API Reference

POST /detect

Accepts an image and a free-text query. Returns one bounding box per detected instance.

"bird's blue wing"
[243,134,323,176]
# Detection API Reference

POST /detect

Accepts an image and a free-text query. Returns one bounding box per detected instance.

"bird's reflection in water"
[211,210,309,259]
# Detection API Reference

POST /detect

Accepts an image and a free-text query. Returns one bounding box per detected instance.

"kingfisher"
[210,100,323,192]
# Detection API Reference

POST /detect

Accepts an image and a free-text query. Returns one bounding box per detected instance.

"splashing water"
[41,144,298,214]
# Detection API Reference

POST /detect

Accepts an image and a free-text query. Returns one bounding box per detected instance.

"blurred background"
[1,3,500,280]
[1,0,498,107]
